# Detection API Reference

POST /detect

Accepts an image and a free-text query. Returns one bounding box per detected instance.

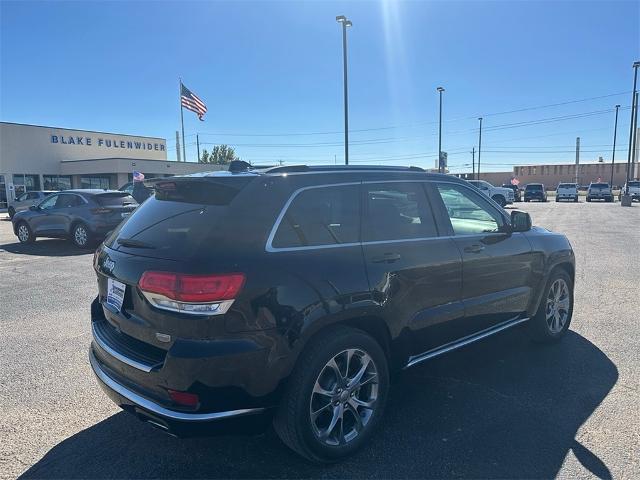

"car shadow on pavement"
[20,329,617,479]
[0,239,93,257]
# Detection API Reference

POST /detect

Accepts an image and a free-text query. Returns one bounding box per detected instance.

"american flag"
[180,83,207,121]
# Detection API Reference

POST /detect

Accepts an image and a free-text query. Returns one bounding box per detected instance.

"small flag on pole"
[133,171,145,182]
[180,83,207,121]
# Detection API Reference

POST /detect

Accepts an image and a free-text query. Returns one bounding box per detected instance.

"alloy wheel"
[17,224,30,242]
[545,278,570,334]
[309,349,379,446]
[74,225,88,246]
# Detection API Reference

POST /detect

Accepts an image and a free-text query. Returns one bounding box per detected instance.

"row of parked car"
[5,176,640,249]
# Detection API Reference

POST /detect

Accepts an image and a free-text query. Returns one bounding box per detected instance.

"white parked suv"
[556,183,579,202]
[467,180,514,207]
[619,181,640,202]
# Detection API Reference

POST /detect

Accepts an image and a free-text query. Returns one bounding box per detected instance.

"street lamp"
[336,15,352,165]
[610,104,620,187]
[437,86,445,173]
[624,61,640,197]
[477,117,483,180]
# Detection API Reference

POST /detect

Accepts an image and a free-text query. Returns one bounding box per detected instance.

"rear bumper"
[89,348,270,436]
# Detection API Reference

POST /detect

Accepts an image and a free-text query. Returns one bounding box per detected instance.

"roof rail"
[261,164,426,174]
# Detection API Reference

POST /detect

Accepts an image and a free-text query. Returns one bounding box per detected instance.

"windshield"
[526,184,543,191]
[558,184,576,189]
[590,183,609,189]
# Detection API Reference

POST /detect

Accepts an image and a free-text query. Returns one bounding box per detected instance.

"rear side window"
[271,185,360,248]
[363,183,437,241]
[96,193,136,206]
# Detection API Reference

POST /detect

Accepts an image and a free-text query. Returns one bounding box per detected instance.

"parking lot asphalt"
[1,201,639,479]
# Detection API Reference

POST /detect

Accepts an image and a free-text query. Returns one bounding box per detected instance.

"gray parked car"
[7,190,57,219]
[11,189,137,248]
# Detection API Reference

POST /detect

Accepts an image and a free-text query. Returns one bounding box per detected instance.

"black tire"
[8,206,16,219]
[492,195,506,208]
[71,222,92,248]
[574,197,579,203]
[586,197,591,202]
[555,198,559,202]
[16,221,35,243]
[273,326,389,463]
[528,269,573,343]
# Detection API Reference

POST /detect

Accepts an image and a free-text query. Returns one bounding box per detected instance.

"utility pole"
[477,117,483,180]
[471,147,476,179]
[624,61,640,197]
[336,15,352,165]
[437,86,445,173]
[575,137,580,185]
[196,134,200,163]
[610,105,620,187]
[631,92,639,180]
[175,131,181,162]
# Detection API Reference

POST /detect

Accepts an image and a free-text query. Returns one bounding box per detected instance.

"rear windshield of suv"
[590,183,609,188]
[627,181,640,188]
[558,184,576,189]
[104,177,253,259]
[525,184,543,191]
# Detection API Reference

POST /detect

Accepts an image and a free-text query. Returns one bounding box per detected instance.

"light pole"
[437,86,445,173]
[336,15,352,165]
[624,61,640,195]
[477,117,483,180]
[610,104,620,187]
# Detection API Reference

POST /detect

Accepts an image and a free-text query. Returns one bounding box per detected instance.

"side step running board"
[404,316,530,369]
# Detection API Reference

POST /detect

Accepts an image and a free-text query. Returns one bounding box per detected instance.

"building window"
[80,175,112,189]
[43,175,72,190]
[528,167,532,175]
[554,166,558,174]
[0,175,6,209]
[532,167,537,175]
[559,165,564,174]
[12,174,40,197]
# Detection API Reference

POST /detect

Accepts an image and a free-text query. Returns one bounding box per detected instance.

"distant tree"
[210,145,239,165]
[199,149,210,163]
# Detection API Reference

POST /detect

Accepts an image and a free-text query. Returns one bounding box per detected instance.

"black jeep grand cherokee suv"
[90,165,575,462]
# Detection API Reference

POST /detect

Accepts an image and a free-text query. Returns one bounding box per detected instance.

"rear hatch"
[93,174,258,373]
[93,192,138,223]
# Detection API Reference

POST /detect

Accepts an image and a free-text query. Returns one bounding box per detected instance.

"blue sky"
[1,0,638,171]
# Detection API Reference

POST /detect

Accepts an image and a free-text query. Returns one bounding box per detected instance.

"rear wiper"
[117,238,156,249]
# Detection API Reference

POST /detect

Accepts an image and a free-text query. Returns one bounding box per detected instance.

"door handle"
[371,253,401,263]
[464,244,485,254]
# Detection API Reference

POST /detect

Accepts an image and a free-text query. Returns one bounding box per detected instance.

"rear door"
[361,181,463,353]
[432,181,534,332]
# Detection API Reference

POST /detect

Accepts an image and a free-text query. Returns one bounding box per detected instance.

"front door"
[30,194,64,234]
[432,182,534,333]
[361,181,463,354]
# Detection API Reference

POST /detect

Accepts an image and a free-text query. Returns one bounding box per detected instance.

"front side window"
[272,185,360,248]
[363,183,437,242]
[436,184,503,235]
[39,195,59,210]
[16,193,29,202]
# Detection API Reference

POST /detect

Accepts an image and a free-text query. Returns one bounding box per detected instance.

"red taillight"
[138,271,245,303]
[167,389,199,407]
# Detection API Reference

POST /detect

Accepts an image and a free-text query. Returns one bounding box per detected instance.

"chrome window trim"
[89,351,265,422]
[140,290,234,316]
[265,182,361,253]
[265,179,509,253]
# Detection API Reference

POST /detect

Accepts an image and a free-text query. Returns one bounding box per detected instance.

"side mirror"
[510,210,532,232]
[29,205,39,211]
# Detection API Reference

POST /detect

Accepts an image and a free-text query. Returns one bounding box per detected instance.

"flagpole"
[179,77,186,162]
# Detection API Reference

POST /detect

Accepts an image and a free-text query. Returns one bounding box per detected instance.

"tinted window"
[55,194,82,208]
[27,192,41,200]
[590,183,609,188]
[436,184,503,235]
[363,183,437,242]
[558,184,576,189]
[272,185,360,248]
[16,193,29,201]
[96,193,136,206]
[526,184,543,191]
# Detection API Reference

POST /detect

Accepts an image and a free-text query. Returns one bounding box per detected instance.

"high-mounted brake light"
[138,271,245,316]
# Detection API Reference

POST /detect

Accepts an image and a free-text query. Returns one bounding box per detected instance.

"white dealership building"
[0,122,220,210]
